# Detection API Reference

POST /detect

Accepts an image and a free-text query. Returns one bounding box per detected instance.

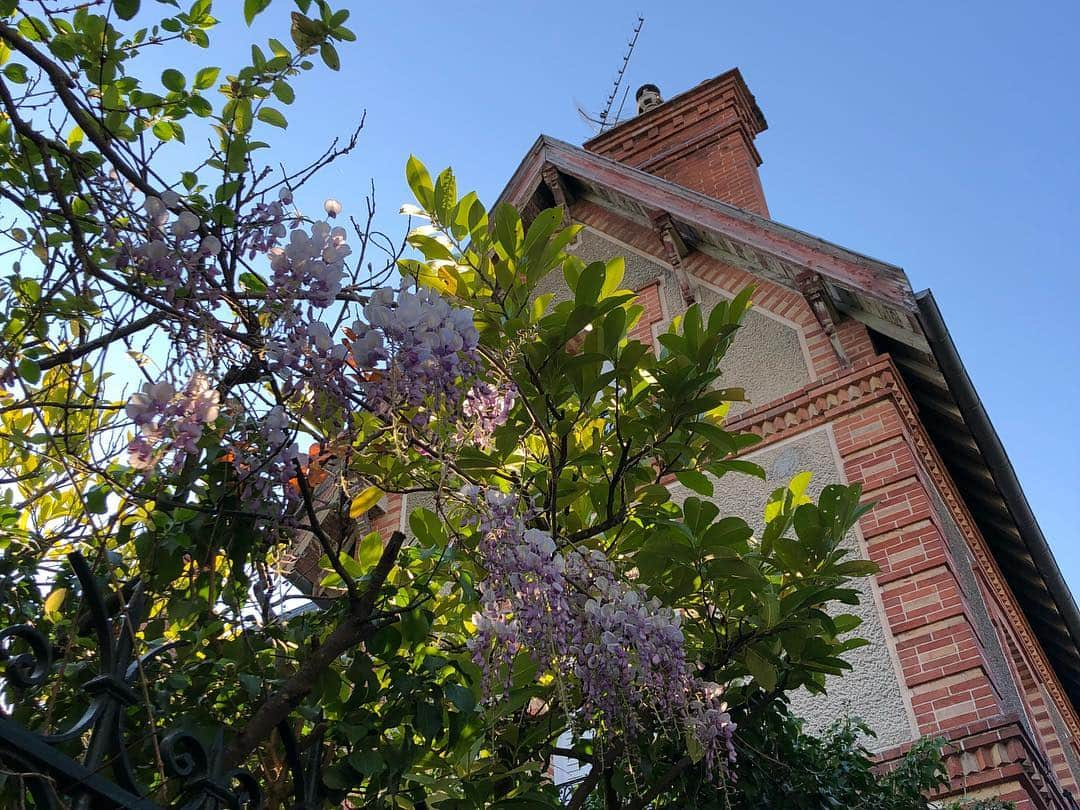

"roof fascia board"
[506,137,915,310]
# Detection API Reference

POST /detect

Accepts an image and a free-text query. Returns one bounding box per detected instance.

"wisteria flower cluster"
[126,373,221,471]
[227,405,309,518]
[464,488,737,779]
[268,218,350,311]
[117,191,222,318]
[237,188,293,259]
[348,287,516,442]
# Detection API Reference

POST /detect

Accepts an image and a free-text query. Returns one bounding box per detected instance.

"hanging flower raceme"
[464,488,737,781]
[227,405,308,520]
[347,287,515,442]
[125,373,220,471]
[268,219,350,312]
[119,193,223,316]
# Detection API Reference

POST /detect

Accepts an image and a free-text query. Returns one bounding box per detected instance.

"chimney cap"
[635,83,661,101]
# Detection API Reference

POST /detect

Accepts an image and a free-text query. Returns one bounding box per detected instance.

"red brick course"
[583,70,770,216]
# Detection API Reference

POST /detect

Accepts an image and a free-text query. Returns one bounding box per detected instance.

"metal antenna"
[578,16,645,134]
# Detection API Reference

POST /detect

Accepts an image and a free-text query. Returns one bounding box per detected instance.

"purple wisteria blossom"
[348,287,515,443]
[464,489,737,780]
[125,373,220,471]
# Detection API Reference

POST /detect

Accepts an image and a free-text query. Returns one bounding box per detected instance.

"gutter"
[915,289,1080,689]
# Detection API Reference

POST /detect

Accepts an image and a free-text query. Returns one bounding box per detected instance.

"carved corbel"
[541,164,572,220]
[650,211,696,306]
[796,270,850,368]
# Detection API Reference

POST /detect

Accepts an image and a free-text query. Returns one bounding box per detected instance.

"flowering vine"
[464,488,737,780]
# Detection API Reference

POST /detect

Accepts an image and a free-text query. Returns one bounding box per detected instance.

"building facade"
[300,70,1080,807]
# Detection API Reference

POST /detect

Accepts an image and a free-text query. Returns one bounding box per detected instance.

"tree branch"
[38,311,165,370]
[223,529,406,769]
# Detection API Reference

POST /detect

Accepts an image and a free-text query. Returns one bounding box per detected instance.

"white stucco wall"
[667,425,918,750]
[565,227,813,413]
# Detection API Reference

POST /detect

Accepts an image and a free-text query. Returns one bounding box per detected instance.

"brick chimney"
[583,69,770,217]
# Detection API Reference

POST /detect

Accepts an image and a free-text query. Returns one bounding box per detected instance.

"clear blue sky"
[169,2,1080,587]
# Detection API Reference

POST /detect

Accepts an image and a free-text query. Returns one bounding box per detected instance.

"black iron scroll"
[0,552,326,809]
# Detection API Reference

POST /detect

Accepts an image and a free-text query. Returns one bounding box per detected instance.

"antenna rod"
[597,15,645,133]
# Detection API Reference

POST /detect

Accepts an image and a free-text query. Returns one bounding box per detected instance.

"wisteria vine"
[464,488,738,779]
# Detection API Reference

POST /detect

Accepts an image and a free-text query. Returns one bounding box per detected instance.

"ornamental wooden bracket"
[796,270,850,368]
[651,211,696,305]
[541,164,572,221]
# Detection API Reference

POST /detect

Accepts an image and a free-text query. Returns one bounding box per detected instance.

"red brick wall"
[583,70,770,217]
[576,204,1080,803]
[648,128,769,217]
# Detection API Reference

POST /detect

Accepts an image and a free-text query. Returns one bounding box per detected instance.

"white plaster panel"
[566,227,814,413]
[667,426,917,751]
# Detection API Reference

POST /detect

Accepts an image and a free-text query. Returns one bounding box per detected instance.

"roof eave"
[915,289,1080,675]
[498,135,917,311]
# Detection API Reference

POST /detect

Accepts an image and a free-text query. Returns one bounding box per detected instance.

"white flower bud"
[323,198,342,218]
[144,196,164,216]
[171,211,200,237]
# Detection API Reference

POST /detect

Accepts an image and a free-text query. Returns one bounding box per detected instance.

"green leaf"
[232,99,252,134]
[152,120,175,142]
[356,530,382,570]
[601,257,625,297]
[320,41,340,70]
[433,167,457,225]
[243,0,272,24]
[44,588,67,620]
[405,155,433,208]
[575,261,605,306]
[493,203,522,256]
[193,66,220,90]
[18,358,40,384]
[399,609,429,643]
[272,80,295,104]
[408,507,446,549]
[322,765,352,791]
[114,0,140,20]
[257,107,288,128]
[161,69,185,92]
[366,625,400,657]
[414,701,442,741]
[701,516,752,553]
[85,486,108,515]
[3,63,28,83]
[744,647,777,691]
[832,560,881,577]
[788,470,814,503]
[445,684,476,714]
[675,469,713,496]
[349,749,385,777]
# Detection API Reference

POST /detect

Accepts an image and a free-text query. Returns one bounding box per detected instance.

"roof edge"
[498,135,915,309]
[916,289,1080,676]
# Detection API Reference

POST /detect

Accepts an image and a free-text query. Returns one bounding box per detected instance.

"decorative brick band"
[876,716,1074,808]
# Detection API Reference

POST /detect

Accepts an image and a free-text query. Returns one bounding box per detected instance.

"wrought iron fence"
[0,552,325,809]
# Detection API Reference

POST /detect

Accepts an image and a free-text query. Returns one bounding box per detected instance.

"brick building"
[300,70,1080,806]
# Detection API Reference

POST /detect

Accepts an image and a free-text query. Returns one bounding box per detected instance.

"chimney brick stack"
[583,69,770,217]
